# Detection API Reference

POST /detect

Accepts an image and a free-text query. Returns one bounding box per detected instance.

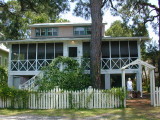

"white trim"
[2,37,149,44]
[121,59,155,70]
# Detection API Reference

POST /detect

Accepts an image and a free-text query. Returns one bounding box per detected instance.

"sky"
[3,0,159,44]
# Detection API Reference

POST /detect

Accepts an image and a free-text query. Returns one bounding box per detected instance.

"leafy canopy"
[0,0,70,40]
[106,20,149,37]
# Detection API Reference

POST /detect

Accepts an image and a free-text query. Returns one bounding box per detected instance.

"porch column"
[139,65,143,97]
[150,70,153,105]
[136,71,142,95]
[122,69,125,87]
[151,69,156,106]
[105,74,110,89]
[8,45,13,87]
[122,69,126,107]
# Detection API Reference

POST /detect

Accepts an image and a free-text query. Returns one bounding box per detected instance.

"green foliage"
[0,0,70,40]
[106,20,148,37]
[0,66,8,87]
[0,85,30,108]
[37,56,91,91]
[105,20,132,37]
[103,87,126,106]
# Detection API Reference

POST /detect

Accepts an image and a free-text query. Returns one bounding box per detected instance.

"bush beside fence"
[0,87,125,109]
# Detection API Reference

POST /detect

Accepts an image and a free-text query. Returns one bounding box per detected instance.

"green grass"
[0,107,160,119]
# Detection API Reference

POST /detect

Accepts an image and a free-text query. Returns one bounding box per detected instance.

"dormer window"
[35,28,58,36]
[74,26,91,35]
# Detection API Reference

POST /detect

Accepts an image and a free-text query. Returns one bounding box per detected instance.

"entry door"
[68,47,77,57]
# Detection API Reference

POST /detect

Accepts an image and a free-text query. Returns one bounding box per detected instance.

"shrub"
[37,56,91,91]
[0,66,8,87]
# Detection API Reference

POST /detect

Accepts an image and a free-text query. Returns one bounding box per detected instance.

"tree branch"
[102,0,108,8]
[144,14,159,24]
[109,0,117,11]
[137,1,160,13]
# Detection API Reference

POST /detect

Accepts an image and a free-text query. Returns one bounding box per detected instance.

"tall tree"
[73,0,120,88]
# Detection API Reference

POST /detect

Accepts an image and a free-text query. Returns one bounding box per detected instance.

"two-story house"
[6,23,148,90]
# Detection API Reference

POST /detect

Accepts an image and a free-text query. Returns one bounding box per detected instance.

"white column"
[63,42,68,57]
[152,70,156,106]
[150,70,153,105]
[137,40,141,59]
[105,74,110,89]
[122,69,126,108]
[122,69,125,87]
[136,71,141,92]
[139,65,143,97]
[8,44,12,87]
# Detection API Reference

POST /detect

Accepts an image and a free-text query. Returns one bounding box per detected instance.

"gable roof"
[121,59,155,70]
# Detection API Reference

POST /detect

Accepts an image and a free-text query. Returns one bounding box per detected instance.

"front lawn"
[0,107,160,120]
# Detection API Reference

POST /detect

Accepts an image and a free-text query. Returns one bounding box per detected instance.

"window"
[20,44,27,60]
[120,41,129,57]
[35,28,58,37]
[38,43,45,59]
[102,41,109,58]
[12,44,19,60]
[129,41,138,57]
[28,44,36,59]
[74,27,85,35]
[111,41,119,58]
[35,28,40,36]
[74,26,91,35]
[86,27,91,35]
[69,47,77,57]
[46,43,54,59]
[52,28,58,36]
[41,28,46,36]
[55,43,63,57]
[47,28,52,36]
[83,42,90,57]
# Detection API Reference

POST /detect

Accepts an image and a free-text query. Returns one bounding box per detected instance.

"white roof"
[0,43,9,52]
[29,22,107,27]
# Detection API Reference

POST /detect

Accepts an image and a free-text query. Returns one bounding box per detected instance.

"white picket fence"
[0,87,125,109]
[155,87,160,107]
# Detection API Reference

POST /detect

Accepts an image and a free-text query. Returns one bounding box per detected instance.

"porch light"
[71,41,75,44]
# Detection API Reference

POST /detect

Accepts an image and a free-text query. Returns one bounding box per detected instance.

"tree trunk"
[90,0,103,88]
[158,0,160,87]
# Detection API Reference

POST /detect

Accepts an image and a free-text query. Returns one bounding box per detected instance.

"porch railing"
[11,57,138,71]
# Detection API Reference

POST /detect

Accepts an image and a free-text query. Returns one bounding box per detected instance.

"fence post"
[88,86,93,109]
